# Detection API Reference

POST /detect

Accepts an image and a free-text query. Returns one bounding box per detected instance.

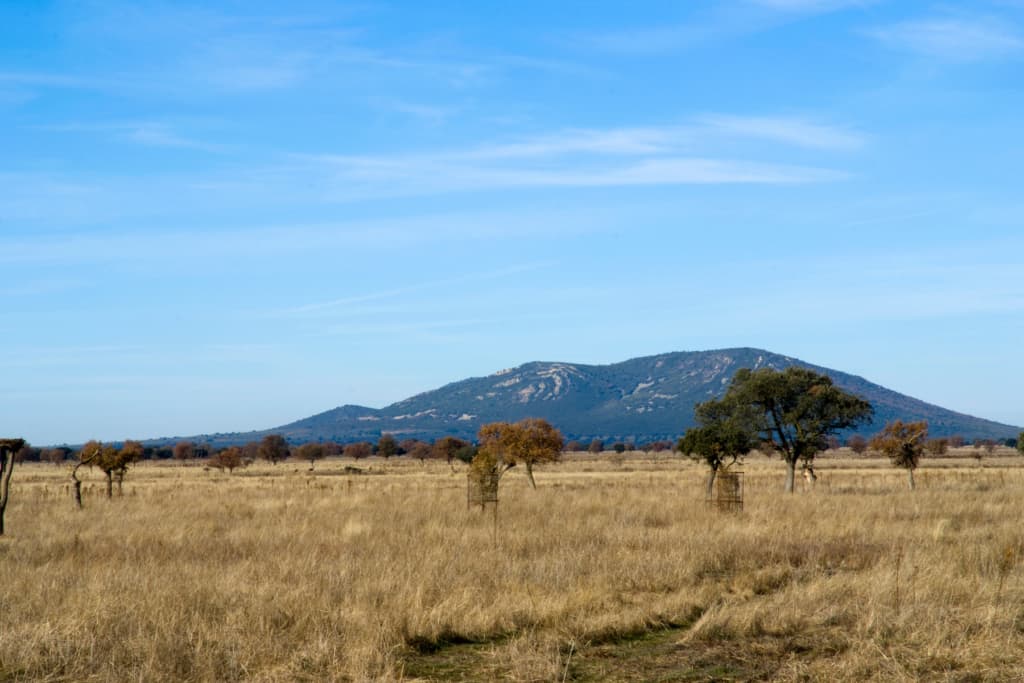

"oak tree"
[678,398,757,498]
[478,418,564,489]
[343,441,372,461]
[72,440,101,508]
[114,440,144,494]
[407,441,433,463]
[258,434,290,465]
[432,436,469,470]
[94,440,143,497]
[295,442,324,470]
[210,446,244,473]
[376,433,398,460]
[715,367,873,493]
[173,441,194,461]
[871,420,928,490]
[847,434,868,455]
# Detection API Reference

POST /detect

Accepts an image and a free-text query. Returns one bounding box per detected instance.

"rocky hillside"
[170,348,1021,447]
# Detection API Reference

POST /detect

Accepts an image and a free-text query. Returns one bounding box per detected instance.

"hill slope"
[174,348,1020,446]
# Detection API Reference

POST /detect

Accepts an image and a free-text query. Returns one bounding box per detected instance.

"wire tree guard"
[467,463,504,544]
[467,468,500,509]
[710,468,744,512]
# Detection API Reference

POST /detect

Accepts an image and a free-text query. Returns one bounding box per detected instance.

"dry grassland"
[2,453,1024,681]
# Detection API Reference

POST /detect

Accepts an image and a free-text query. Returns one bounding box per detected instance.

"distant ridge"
[156,348,1021,446]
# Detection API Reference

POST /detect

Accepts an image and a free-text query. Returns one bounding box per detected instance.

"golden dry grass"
[2,453,1024,681]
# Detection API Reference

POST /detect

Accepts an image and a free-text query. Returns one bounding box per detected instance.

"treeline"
[9,429,1021,471]
[11,435,685,467]
[843,433,1019,456]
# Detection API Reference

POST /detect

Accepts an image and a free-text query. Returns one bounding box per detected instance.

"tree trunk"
[0,448,14,536]
[115,470,124,496]
[907,467,916,491]
[525,461,536,489]
[705,466,718,499]
[784,460,796,493]
[71,464,84,509]
[104,471,113,498]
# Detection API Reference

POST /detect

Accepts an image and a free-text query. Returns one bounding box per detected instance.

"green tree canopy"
[678,397,759,497]
[713,367,873,493]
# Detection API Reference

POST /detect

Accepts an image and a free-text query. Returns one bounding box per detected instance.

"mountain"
[165,348,1020,447]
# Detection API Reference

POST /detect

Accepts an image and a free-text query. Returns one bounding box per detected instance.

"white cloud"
[580,1,871,54]
[309,155,840,199]
[304,119,853,198]
[3,116,856,225]
[868,16,1024,61]
[38,121,224,150]
[699,115,866,149]
[367,97,455,123]
[282,262,557,316]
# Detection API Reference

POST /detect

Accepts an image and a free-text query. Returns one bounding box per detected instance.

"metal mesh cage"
[712,470,743,512]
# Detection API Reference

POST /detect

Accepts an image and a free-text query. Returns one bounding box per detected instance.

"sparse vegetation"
[3,455,1024,681]
[925,437,949,457]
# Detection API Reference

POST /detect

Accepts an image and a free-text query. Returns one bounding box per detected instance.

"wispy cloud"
[0,208,605,265]
[750,0,870,12]
[699,115,866,149]
[367,97,456,123]
[309,156,842,199]
[867,15,1024,62]
[579,1,870,54]
[282,262,558,316]
[304,117,855,198]
[37,121,225,151]
[0,71,112,88]
[2,115,857,224]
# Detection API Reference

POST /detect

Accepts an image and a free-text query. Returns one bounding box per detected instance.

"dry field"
[2,451,1024,681]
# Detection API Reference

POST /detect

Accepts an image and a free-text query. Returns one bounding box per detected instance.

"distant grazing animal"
[802,464,817,488]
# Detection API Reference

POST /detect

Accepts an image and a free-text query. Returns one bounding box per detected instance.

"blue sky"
[2,0,1023,445]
